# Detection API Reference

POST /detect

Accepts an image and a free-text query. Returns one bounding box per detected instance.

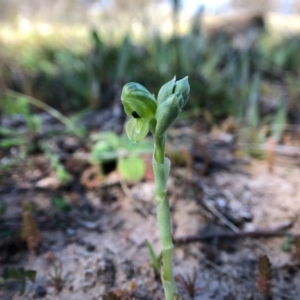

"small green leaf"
[145,240,160,275]
[118,156,145,181]
[0,137,27,149]
[0,204,6,216]
[4,267,24,280]
[55,164,71,184]
[90,140,117,162]
[52,196,71,212]
[271,99,286,142]
[24,270,37,282]
[281,234,295,252]
[128,137,153,153]
[94,131,120,149]
[281,242,292,252]
[20,279,26,295]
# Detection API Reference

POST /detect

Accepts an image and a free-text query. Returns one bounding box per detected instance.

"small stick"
[173,222,293,245]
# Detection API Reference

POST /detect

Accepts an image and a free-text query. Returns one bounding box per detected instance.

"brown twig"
[173,222,293,245]
[197,196,280,255]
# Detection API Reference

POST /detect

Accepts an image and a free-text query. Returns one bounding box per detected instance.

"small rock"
[120,260,135,280]
[86,244,96,252]
[66,228,76,236]
[97,258,116,288]
[34,285,47,298]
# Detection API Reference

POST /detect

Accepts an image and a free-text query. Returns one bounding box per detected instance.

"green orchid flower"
[121,82,157,118]
[121,82,157,143]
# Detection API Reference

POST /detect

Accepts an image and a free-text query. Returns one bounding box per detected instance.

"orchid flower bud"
[174,76,190,108]
[155,92,183,137]
[121,82,157,119]
[157,76,190,109]
[157,76,176,107]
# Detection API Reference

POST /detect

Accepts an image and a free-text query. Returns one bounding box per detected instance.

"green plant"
[0,126,28,149]
[42,143,72,185]
[145,239,160,276]
[45,252,63,293]
[4,90,83,137]
[0,90,84,156]
[0,94,42,152]
[176,269,203,298]
[121,76,190,300]
[0,93,41,134]
[52,196,71,213]
[281,233,296,252]
[90,131,152,181]
[1,267,36,295]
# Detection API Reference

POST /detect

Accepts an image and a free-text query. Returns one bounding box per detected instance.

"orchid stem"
[153,133,177,300]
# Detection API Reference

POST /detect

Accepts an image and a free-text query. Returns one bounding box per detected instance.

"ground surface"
[1,113,300,300]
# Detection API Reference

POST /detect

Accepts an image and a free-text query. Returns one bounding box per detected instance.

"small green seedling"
[2,267,36,295]
[281,233,296,252]
[121,76,190,300]
[90,131,152,181]
[42,143,71,184]
[176,269,203,298]
[145,239,160,276]
[45,252,64,293]
[52,196,71,213]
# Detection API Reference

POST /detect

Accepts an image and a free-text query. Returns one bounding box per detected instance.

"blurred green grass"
[1,12,300,123]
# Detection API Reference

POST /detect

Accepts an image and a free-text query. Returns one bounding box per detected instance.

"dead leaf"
[35,176,62,189]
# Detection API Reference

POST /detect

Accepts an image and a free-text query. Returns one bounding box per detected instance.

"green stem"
[153,134,178,300]
[154,133,166,164]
